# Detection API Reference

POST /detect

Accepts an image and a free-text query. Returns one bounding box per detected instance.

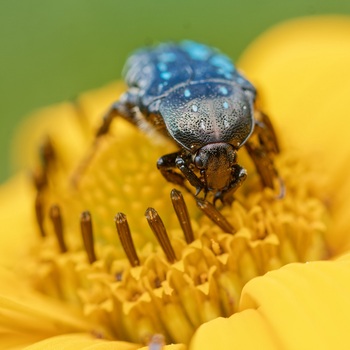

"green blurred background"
[1,0,349,184]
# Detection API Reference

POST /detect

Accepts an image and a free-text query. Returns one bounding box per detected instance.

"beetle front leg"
[157,152,187,188]
[175,156,205,196]
[157,152,204,195]
[214,164,247,205]
[95,101,123,137]
[96,91,140,137]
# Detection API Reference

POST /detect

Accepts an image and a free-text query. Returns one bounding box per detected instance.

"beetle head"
[194,143,236,191]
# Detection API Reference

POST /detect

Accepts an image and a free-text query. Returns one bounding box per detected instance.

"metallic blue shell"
[123,41,256,151]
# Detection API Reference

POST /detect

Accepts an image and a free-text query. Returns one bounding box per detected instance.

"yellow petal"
[0,173,36,267]
[190,255,350,350]
[11,103,84,174]
[21,333,186,350]
[190,256,350,349]
[11,82,125,173]
[238,16,350,163]
[189,310,276,349]
[239,15,350,255]
[0,267,93,349]
[22,333,139,350]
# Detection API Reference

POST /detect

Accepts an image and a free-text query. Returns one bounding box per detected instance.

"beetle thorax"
[194,143,236,191]
[159,82,254,152]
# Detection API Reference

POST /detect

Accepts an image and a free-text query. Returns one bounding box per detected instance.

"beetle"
[87,41,281,204]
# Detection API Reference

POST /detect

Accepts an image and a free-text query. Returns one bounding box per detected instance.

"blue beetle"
[94,41,280,204]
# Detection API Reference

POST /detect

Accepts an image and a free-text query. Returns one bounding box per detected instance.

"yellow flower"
[2,15,350,350]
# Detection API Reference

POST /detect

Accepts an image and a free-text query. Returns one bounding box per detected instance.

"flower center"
[26,112,330,346]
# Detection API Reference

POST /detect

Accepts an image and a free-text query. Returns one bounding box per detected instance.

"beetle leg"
[214,164,247,205]
[255,111,280,154]
[245,111,281,190]
[71,92,140,186]
[157,152,190,191]
[95,101,124,137]
[157,152,204,195]
[175,156,205,196]
[96,91,140,137]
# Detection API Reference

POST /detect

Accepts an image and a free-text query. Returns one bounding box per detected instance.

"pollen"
[26,83,330,346]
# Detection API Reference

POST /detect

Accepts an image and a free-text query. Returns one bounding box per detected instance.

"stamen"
[145,208,177,263]
[32,169,47,192]
[34,193,46,237]
[80,211,97,264]
[32,139,56,236]
[170,189,194,244]
[49,204,67,253]
[40,136,55,171]
[196,199,235,234]
[114,212,140,267]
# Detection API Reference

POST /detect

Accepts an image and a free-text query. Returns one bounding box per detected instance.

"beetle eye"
[194,155,205,169]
